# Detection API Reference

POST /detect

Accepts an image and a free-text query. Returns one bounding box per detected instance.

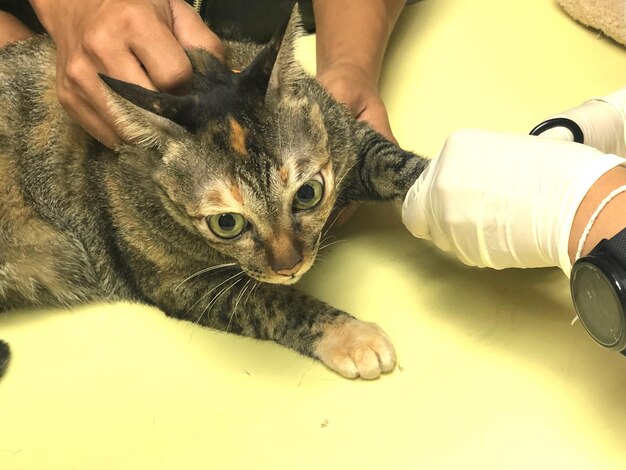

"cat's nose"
[273,256,303,277]
[268,231,303,277]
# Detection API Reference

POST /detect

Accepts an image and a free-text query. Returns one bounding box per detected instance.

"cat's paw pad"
[315,319,396,380]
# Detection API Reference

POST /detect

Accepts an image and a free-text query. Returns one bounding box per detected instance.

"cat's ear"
[237,21,287,100]
[240,5,307,106]
[269,5,307,101]
[100,74,197,147]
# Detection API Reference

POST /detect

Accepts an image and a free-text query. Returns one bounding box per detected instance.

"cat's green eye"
[293,177,324,211]
[207,213,247,239]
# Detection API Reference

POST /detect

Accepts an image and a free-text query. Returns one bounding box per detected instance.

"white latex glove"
[402,129,626,274]
[538,87,626,157]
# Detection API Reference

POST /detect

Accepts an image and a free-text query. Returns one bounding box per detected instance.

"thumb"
[170,0,224,61]
[401,161,434,239]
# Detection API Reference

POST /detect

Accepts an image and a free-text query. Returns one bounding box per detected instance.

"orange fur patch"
[230,184,243,204]
[279,166,289,185]
[228,117,247,156]
[205,189,225,206]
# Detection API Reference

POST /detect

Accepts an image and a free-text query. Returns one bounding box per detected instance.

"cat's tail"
[0,340,10,378]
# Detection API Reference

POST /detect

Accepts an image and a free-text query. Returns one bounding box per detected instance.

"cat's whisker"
[227,278,252,332]
[197,275,245,327]
[318,239,347,252]
[174,262,238,291]
[234,279,253,324]
[335,159,360,189]
[243,280,259,311]
[322,206,348,238]
[185,270,244,317]
[250,281,262,303]
[319,235,336,247]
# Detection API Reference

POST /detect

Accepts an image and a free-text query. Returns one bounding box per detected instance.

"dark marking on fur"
[0,340,10,378]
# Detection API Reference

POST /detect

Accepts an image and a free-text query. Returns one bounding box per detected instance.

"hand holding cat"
[317,63,396,143]
[313,0,405,144]
[29,0,224,148]
[402,129,626,274]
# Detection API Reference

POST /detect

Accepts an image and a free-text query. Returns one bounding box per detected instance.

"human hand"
[402,129,625,274]
[317,62,396,144]
[29,0,224,148]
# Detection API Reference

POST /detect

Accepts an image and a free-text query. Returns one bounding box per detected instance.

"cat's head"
[102,10,349,285]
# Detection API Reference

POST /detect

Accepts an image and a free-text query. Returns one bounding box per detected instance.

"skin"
[568,166,626,262]
[0,11,33,46]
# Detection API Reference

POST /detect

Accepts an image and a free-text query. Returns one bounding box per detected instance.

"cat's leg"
[340,126,429,203]
[158,275,396,379]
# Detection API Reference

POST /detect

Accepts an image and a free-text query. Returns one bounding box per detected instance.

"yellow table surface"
[2,1,626,469]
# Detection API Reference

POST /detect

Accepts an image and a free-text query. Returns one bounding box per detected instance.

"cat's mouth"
[246,256,315,285]
[245,272,301,285]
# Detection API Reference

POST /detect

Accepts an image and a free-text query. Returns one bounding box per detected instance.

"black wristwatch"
[570,226,626,354]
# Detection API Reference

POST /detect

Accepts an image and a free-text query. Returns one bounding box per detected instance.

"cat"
[0,12,427,380]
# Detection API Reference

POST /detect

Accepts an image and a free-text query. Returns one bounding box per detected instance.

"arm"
[568,166,626,261]
[402,129,626,274]
[313,0,405,142]
[403,89,626,273]
[0,11,33,47]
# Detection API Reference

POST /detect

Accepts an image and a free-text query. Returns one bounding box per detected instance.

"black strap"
[604,226,626,260]
[529,117,585,144]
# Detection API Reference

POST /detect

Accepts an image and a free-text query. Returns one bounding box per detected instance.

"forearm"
[0,11,33,47]
[313,0,405,82]
[568,166,626,262]
[27,0,49,31]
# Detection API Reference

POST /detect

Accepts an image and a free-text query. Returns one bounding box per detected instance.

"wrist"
[569,166,626,263]
[28,0,64,35]
[317,61,378,90]
[313,0,404,89]
[0,12,33,46]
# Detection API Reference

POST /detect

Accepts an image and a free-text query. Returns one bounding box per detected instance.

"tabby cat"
[0,12,427,380]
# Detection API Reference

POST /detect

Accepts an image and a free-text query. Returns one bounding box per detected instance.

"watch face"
[571,262,625,348]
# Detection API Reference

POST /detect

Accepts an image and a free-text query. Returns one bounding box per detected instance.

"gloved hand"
[402,129,626,274]
[537,87,626,157]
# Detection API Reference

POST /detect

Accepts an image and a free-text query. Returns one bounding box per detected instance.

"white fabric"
[402,129,626,275]
[540,87,626,157]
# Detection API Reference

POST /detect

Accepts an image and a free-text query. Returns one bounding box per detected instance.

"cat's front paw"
[315,318,396,379]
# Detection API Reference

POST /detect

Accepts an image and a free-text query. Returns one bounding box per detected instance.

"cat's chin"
[252,274,302,286]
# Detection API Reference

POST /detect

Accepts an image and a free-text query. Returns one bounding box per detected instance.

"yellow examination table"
[2,0,626,468]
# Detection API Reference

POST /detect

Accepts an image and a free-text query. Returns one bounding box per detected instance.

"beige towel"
[558,0,626,46]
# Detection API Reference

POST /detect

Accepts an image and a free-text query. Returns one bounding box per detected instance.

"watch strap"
[603,226,626,261]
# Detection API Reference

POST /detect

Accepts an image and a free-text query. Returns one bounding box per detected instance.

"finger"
[95,48,158,92]
[59,90,119,148]
[129,20,193,92]
[59,58,121,147]
[170,0,224,60]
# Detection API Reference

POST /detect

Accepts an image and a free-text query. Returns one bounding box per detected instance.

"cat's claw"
[315,318,396,379]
